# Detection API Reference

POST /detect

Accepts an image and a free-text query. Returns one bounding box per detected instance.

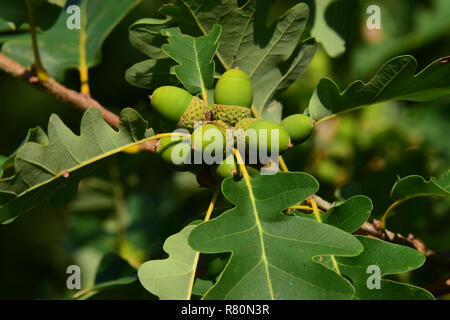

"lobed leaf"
[138,223,199,300]
[331,236,433,300]
[309,55,450,121]
[317,196,433,299]
[310,0,345,58]
[189,172,363,299]
[76,252,138,300]
[390,171,450,201]
[160,24,221,95]
[127,0,316,119]
[1,0,140,80]
[0,107,152,224]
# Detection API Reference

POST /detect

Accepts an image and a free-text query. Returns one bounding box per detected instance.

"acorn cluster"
[149,69,314,182]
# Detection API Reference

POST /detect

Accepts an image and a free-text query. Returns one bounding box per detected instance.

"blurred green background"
[0,0,448,299]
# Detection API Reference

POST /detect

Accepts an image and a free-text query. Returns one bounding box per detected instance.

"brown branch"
[313,194,450,270]
[0,52,120,128]
[425,277,450,298]
[0,52,157,152]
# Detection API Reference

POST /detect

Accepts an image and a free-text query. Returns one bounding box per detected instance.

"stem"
[279,156,289,172]
[187,185,221,300]
[25,0,48,81]
[380,193,448,229]
[309,197,342,276]
[79,1,90,94]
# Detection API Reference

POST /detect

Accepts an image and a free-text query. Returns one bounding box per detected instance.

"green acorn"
[212,104,252,125]
[156,136,192,170]
[280,114,314,144]
[214,69,253,108]
[214,153,241,180]
[151,86,206,130]
[233,118,291,154]
[191,124,225,154]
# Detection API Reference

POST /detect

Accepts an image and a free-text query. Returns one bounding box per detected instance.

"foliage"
[0,0,448,301]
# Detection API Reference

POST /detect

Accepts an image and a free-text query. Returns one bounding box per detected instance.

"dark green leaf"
[309,55,450,121]
[0,107,151,224]
[391,171,450,201]
[320,196,373,233]
[310,0,345,57]
[160,25,221,95]
[1,0,140,80]
[332,236,434,300]
[125,58,178,89]
[77,252,137,300]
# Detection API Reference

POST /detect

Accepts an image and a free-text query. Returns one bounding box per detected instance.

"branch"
[0,52,119,127]
[0,52,157,152]
[425,277,450,298]
[313,194,450,270]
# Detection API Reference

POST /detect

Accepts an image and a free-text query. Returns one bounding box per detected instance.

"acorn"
[156,136,192,170]
[151,86,206,130]
[191,124,225,155]
[214,69,253,107]
[280,114,314,144]
[213,69,254,125]
[214,153,241,180]
[234,118,291,154]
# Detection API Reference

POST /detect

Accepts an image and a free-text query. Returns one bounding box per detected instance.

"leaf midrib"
[242,179,275,299]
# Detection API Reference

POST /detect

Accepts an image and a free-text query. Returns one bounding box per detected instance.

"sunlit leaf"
[189,172,363,299]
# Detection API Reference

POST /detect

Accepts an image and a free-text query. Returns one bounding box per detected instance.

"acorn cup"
[212,104,252,126]
[212,68,254,125]
[150,86,207,131]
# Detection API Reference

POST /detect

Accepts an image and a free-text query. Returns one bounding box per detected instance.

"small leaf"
[125,58,178,89]
[332,236,434,300]
[138,224,199,300]
[1,0,140,80]
[0,0,61,32]
[189,172,363,299]
[160,25,221,95]
[311,0,345,58]
[77,252,138,300]
[0,127,48,179]
[0,107,151,224]
[391,171,450,201]
[319,196,373,233]
[309,55,450,120]
[128,17,172,60]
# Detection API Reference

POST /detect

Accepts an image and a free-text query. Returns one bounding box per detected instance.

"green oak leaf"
[315,196,373,233]
[326,236,434,300]
[0,107,153,224]
[0,0,62,32]
[391,171,450,201]
[0,127,48,179]
[311,0,345,58]
[380,171,450,227]
[309,55,450,121]
[160,25,221,95]
[125,58,178,90]
[1,0,140,80]
[138,223,199,300]
[189,172,363,299]
[315,196,433,299]
[0,156,7,178]
[76,252,138,300]
[127,0,316,120]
